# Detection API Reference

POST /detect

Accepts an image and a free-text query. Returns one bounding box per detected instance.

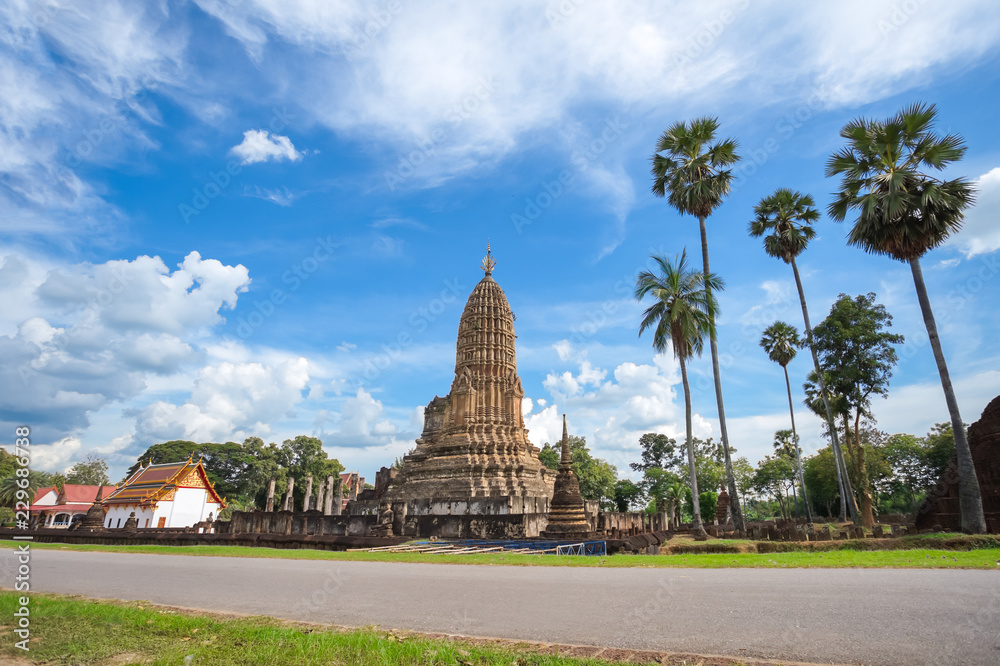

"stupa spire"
[560,413,572,467]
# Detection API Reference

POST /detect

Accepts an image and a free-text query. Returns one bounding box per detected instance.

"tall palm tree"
[749,188,859,524]
[635,250,721,538]
[826,103,985,533]
[759,321,812,522]
[651,117,746,535]
[0,471,47,509]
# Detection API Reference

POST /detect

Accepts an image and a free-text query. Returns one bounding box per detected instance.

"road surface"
[12,550,1000,665]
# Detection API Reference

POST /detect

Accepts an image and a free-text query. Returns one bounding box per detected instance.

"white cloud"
[319,387,400,448]
[952,166,1000,258]
[131,356,310,446]
[0,249,251,448]
[230,129,304,165]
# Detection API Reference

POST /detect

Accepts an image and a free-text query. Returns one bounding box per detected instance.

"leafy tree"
[687,437,727,498]
[750,187,857,524]
[66,454,110,486]
[812,292,904,527]
[0,470,49,510]
[538,443,560,470]
[128,436,343,509]
[759,320,811,521]
[630,433,683,513]
[880,423,958,512]
[753,455,796,520]
[636,250,721,537]
[803,447,841,518]
[0,449,19,479]
[651,117,745,534]
[826,103,984,533]
[612,479,644,512]
[771,429,803,514]
[630,433,684,474]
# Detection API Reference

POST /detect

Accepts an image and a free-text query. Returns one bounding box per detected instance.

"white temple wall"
[167,487,213,527]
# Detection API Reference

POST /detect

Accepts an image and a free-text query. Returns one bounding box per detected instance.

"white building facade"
[102,459,225,529]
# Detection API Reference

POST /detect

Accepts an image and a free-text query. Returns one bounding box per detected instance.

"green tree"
[771,429,802,515]
[651,117,745,534]
[0,470,49,510]
[635,250,721,537]
[812,292,904,527]
[0,449,19,479]
[753,455,796,520]
[128,436,343,509]
[750,187,857,524]
[538,443,560,470]
[66,454,110,486]
[612,479,644,512]
[803,447,841,518]
[826,102,984,534]
[630,433,683,513]
[759,320,812,521]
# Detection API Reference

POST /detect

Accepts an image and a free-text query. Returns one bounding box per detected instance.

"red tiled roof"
[33,487,56,504]
[29,504,93,514]
[61,484,115,503]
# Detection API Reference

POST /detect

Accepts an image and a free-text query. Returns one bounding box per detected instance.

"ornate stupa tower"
[386,246,555,501]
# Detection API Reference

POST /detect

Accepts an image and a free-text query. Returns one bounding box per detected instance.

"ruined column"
[283,476,295,511]
[303,474,314,512]
[348,473,358,501]
[265,477,276,512]
[332,477,343,516]
[323,475,334,515]
[315,483,325,513]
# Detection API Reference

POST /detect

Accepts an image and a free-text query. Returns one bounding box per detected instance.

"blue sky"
[3,0,999,485]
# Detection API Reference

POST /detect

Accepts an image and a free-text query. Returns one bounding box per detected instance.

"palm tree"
[826,103,985,533]
[635,250,721,538]
[0,471,47,509]
[759,321,812,522]
[749,188,859,524]
[666,480,686,528]
[651,117,746,535]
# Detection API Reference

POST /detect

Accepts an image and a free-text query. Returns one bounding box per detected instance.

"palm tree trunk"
[698,215,745,534]
[909,257,986,533]
[853,408,875,528]
[784,365,813,522]
[790,256,860,524]
[679,355,704,535]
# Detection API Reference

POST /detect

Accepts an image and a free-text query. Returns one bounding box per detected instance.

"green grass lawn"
[3,539,999,569]
[0,592,734,665]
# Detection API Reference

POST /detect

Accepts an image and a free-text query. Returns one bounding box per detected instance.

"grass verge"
[0,592,756,665]
[2,540,999,569]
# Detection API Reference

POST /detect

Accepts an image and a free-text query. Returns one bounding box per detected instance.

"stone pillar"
[303,474,314,512]
[283,476,295,511]
[323,475,334,515]
[333,478,343,516]
[348,474,358,502]
[315,483,325,513]
[265,477,276,512]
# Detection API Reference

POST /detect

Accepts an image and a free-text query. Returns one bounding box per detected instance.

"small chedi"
[540,414,593,539]
[381,247,556,538]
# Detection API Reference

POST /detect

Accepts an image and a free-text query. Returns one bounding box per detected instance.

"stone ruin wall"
[915,394,1000,533]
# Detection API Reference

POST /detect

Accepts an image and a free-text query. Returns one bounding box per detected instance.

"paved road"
[13,550,1000,665]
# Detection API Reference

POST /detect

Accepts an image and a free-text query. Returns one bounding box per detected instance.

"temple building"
[382,247,556,535]
[30,484,115,528]
[102,458,226,529]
